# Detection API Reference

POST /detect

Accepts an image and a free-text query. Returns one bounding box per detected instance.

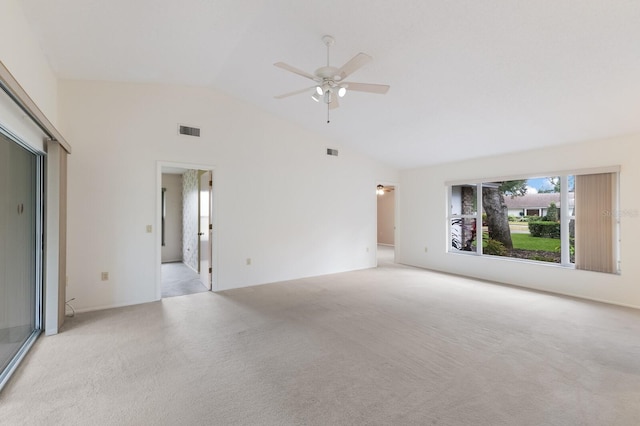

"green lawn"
[511,233,560,252]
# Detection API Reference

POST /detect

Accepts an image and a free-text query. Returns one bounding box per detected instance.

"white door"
[198,171,212,290]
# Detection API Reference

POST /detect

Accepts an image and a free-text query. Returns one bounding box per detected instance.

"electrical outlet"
[246,258,251,266]
[424,247,428,252]
[146,225,152,233]
[366,247,369,252]
[101,272,109,281]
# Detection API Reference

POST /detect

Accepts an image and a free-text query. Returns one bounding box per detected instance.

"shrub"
[554,243,575,255]
[528,221,561,238]
[508,215,517,222]
[547,202,558,222]
[484,239,507,256]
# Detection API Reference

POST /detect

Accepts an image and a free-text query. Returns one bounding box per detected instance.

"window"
[448,170,619,274]
[450,185,477,251]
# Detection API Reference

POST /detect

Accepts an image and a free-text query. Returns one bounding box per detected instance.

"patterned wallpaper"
[182,169,199,271]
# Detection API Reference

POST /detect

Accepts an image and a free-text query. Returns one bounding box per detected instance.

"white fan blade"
[343,82,390,94]
[274,86,316,99]
[274,62,319,81]
[336,53,372,80]
[329,96,340,110]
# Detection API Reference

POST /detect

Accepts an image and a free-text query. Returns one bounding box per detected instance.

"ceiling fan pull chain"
[327,102,330,124]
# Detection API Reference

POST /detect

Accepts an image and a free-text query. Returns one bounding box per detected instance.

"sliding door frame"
[0,125,44,391]
[0,60,71,391]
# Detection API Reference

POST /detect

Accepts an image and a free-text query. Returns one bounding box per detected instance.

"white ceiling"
[20,0,640,169]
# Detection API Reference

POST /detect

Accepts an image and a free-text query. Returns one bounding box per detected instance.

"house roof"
[504,193,573,209]
[18,1,640,169]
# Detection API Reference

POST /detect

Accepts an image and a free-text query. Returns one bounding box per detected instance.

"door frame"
[198,170,213,290]
[156,161,218,300]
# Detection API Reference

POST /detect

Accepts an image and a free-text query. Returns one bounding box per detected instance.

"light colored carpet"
[161,262,208,298]
[1,247,640,425]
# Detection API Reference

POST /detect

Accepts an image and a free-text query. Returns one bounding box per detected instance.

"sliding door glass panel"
[0,132,38,375]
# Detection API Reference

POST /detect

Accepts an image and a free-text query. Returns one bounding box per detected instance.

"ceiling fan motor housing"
[315,66,340,80]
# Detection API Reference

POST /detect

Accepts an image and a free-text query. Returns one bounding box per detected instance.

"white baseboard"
[72,298,159,314]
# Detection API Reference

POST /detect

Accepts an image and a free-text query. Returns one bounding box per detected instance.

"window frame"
[446,168,621,273]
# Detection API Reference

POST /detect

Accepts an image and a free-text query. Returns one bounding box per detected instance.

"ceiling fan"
[274,35,390,122]
[377,184,395,195]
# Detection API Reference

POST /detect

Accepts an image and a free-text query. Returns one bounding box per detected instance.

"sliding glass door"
[0,130,42,388]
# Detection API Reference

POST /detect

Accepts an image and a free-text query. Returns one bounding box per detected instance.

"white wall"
[181,170,199,270]
[59,80,398,312]
[399,134,640,308]
[0,0,58,126]
[161,173,182,263]
[0,0,66,335]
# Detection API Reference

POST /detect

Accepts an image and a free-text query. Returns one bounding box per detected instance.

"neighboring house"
[503,193,574,217]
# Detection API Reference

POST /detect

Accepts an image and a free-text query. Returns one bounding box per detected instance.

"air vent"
[178,125,200,137]
[326,148,339,156]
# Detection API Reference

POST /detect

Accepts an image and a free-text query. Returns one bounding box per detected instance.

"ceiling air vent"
[326,148,339,157]
[178,124,200,137]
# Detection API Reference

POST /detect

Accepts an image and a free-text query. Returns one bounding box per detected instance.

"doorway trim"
[198,170,213,290]
[156,161,218,300]
[375,180,399,266]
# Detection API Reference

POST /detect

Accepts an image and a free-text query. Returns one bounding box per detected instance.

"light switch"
[146,225,152,233]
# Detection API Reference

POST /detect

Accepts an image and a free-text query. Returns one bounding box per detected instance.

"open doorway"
[158,163,215,298]
[376,183,396,266]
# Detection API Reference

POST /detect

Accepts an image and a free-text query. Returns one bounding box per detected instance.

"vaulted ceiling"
[20,0,640,169]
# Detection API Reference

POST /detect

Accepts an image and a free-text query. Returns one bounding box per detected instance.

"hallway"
[161,262,207,298]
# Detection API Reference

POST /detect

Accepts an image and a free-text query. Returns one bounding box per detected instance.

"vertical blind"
[575,173,616,273]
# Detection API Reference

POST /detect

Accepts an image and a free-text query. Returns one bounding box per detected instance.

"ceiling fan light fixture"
[376,184,385,195]
[273,35,390,121]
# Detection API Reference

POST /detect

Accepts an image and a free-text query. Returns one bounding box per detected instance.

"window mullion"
[477,183,483,255]
[615,173,621,273]
[560,175,570,266]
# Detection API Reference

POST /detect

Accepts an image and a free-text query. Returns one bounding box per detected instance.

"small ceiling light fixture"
[324,90,332,104]
[338,85,347,98]
[376,184,385,195]
[315,86,323,96]
[311,93,320,102]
